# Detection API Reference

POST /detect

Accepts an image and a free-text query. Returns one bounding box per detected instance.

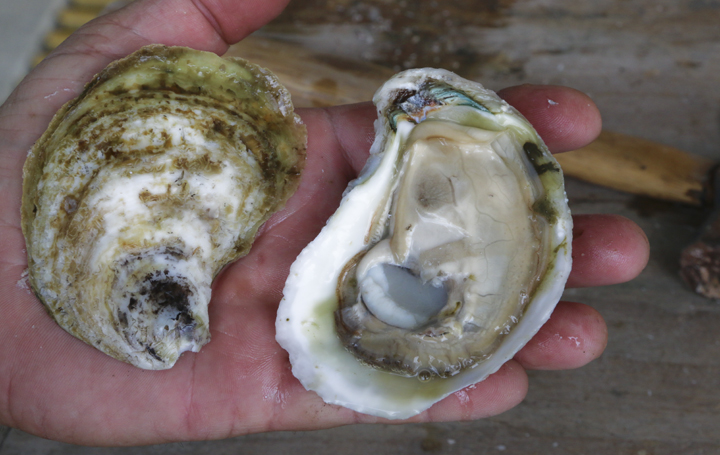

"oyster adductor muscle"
[22,45,306,370]
[276,68,571,418]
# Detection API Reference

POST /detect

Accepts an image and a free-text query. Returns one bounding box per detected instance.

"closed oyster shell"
[22,45,306,369]
[276,68,571,418]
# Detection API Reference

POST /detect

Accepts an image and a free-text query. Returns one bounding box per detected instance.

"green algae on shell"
[276,68,571,418]
[22,45,306,369]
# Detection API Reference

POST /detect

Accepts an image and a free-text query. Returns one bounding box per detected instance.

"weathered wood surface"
[2,0,720,453]
[226,38,718,207]
[260,0,720,160]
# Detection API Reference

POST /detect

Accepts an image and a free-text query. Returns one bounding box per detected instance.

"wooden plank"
[37,7,717,208]
[230,36,715,206]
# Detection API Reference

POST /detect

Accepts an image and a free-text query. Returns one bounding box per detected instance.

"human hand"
[0,0,649,446]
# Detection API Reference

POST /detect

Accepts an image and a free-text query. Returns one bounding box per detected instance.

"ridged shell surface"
[22,45,306,369]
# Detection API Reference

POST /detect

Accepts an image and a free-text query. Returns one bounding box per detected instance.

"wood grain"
[227,37,394,108]
[43,8,717,207]
[229,38,715,206]
[554,130,716,206]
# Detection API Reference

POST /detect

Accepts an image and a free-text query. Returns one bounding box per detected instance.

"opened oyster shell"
[22,45,306,369]
[276,69,571,418]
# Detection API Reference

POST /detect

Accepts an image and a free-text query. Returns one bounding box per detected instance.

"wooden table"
[2,0,719,453]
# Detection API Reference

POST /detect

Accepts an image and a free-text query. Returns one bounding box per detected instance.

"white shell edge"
[275,69,572,419]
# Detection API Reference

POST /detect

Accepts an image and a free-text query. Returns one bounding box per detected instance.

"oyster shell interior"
[22,45,306,369]
[276,69,571,418]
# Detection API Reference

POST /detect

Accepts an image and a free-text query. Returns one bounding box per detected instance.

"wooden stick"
[554,131,714,206]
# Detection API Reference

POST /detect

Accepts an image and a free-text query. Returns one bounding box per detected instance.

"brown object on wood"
[680,242,720,299]
[680,167,720,299]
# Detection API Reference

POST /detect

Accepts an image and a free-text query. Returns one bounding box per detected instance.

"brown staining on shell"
[171,155,223,174]
[21,45,307,369]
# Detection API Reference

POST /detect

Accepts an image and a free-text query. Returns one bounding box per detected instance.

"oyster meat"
[276,69,571,418]
[22,45,306,369]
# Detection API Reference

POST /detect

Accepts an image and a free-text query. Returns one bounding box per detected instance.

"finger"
[514,301,608,370]
[419,360,528,422]
[322,102,377,175]
[215,107,358,305]
[324,85,603,177]
[267,216,622,426]
[568,214,650,288]
[498,84,603,153]
[0,0,291,154]
[270,360,529,431]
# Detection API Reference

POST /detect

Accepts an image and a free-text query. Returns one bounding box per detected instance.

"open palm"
[0,0,649,446]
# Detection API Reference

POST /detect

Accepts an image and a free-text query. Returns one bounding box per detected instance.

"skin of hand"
[0,0,650,446]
